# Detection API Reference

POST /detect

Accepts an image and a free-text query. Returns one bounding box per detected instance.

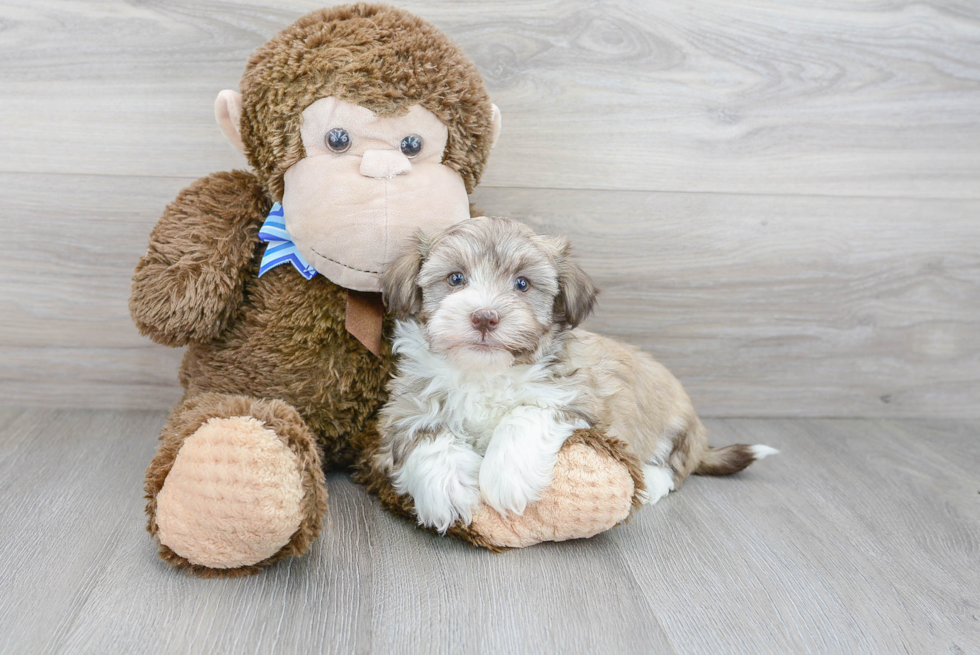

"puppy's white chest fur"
[385,320,578,454]
[439,373,535,453]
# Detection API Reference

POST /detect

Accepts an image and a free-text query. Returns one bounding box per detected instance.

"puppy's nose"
[360,150,412,179]
[471,308,499,334]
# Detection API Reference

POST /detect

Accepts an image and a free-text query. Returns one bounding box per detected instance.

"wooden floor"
[0,409,976,654]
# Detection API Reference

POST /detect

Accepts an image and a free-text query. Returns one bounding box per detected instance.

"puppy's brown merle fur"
[375,216,776,533]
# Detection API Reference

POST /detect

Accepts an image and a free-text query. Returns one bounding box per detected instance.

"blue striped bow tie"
[257,202,318,280]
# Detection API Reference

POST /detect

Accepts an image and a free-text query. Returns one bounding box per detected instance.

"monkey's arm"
[354,425,644,550]
[130,170,269,347]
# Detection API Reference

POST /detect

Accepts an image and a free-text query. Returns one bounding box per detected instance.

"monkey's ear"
[548,236,598,328]
[215,90,245,154]
[490,104,502,149]
[382,233,429,320]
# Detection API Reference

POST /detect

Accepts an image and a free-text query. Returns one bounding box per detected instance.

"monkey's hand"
[130,170,268,347]
[470,427,643,548]
[353,425,643,550]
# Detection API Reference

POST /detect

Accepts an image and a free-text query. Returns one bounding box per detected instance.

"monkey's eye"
[514,277,530,292]
[326,128,351,153]
[447,272,466,287]
[400,134,423,158]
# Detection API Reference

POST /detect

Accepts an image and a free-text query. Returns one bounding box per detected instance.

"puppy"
[376,216,776,533]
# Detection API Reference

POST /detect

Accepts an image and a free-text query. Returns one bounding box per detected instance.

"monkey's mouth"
[309,246,382,276]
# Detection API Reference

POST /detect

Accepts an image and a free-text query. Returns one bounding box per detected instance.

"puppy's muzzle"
[471,308,499,335]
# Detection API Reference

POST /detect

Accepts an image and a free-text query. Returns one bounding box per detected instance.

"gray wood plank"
[0,408,32,457]
[797,419,980,650]
[881,418,980,479]
[58,472,376,655]
[0,409,165,655]
[2,412,978,654]
[610,417,980,654]
[0,346,184,411]
[0,1,978,198]
[4,172,978,417]
[363,509,675,655]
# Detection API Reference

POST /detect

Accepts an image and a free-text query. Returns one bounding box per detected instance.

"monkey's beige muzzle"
[281,155,470,293]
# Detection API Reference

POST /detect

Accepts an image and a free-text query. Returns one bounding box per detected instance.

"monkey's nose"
[360,150,412,179]
[471,308,499,334]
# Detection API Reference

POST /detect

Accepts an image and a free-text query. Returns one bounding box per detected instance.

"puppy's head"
[382,216,598,370]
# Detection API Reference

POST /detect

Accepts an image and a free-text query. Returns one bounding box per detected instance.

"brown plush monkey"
[130,3,644,577]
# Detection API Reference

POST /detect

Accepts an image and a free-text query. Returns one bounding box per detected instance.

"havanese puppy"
[376,216,776,533]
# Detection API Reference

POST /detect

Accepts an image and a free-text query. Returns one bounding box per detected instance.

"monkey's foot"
[146,394,327,576]
[469,428,644,548]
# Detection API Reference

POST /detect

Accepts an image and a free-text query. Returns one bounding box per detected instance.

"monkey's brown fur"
[132,4,642,576]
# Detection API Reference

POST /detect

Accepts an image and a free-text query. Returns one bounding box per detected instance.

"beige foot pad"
[470,442,635,548]
[155,416,305,569]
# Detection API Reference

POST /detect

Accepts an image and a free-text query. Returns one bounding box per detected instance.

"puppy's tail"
[694,444,779,476]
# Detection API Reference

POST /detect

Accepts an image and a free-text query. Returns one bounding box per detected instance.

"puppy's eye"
[447,272,466,287]
[514,276,530,292]
[326,128,351,153]
[400,134,423,158]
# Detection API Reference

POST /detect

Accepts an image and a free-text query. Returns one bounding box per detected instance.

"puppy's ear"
[382,232,429,319]
[547,236,599,328]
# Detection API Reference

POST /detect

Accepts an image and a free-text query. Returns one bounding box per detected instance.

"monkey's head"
[214,4,501,292]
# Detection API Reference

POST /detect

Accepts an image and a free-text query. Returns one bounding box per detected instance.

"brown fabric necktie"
[345,290,385,357]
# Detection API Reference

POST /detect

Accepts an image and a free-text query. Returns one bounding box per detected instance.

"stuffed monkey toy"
[130,3,644,577]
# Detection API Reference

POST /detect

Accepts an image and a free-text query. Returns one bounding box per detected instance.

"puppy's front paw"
[412,479,482,534]
[479,448,543,517]
[480,408,581,516]
[392,433,483,534]
[469,428,639,549]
